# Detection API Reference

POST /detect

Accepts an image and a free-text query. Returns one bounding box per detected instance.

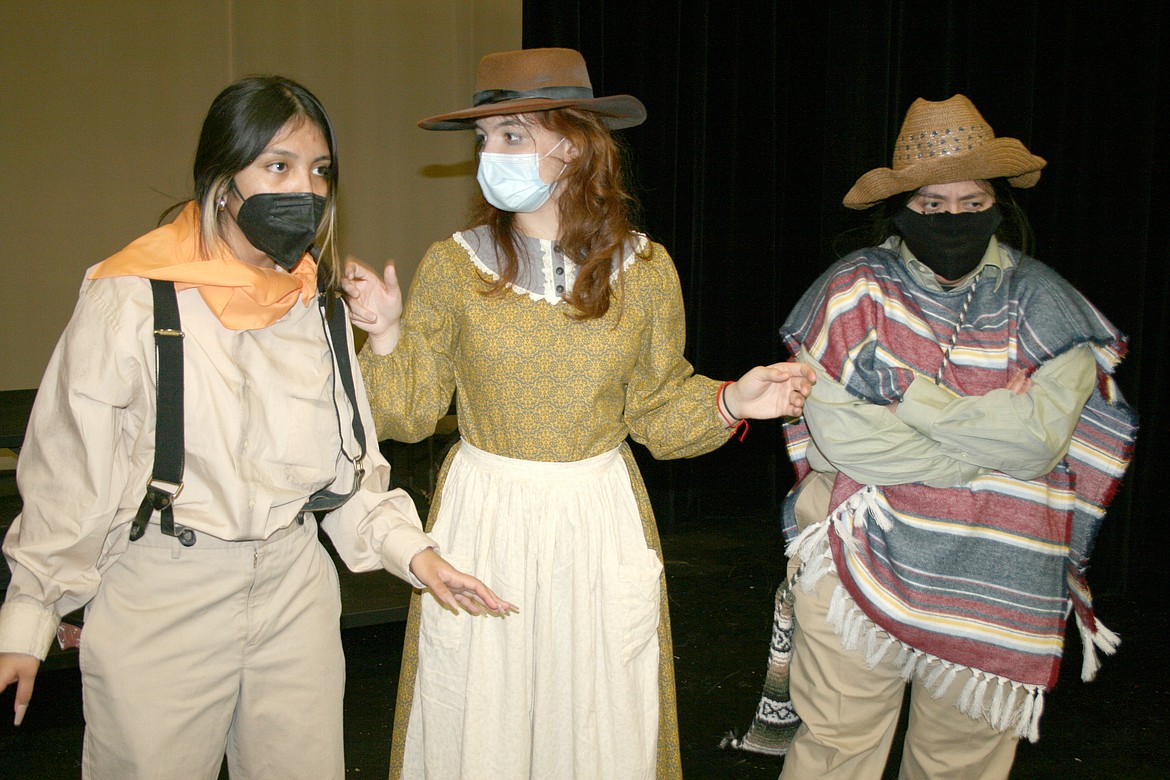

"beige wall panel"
[0,0,520,391]
[1,2,231,390]
[227,0,521,295]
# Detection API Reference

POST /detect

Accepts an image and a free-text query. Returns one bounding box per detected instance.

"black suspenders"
[129,280,366,545]
[299,290,367,514]
[129,280,187,544]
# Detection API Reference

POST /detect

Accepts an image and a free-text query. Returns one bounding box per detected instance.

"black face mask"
[234,191,326,270]
[892,204,1003,282]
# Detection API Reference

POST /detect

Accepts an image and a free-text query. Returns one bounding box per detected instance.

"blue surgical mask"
[476,137,567,213]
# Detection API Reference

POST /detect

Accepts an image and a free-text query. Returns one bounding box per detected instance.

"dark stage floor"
[1,508,1168,778]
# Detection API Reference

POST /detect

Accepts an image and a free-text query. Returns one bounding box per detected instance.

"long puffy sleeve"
[1,278,141,659]
[622,244,731,460]
[319,300,435,587]
[358,241,460,444]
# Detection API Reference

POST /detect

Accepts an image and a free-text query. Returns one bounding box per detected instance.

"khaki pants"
[79,518,345,780]
[780,473,1018,780]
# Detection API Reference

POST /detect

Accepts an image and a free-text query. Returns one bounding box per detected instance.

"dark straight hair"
[168,75,342,289]
[833,178,1036,259]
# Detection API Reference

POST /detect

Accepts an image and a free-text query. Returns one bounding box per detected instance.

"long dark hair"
[167,75,342,289]
[469,107,646,320]
[833,178,1036,258]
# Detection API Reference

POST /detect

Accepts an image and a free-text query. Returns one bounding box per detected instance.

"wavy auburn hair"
[469,107,647,320]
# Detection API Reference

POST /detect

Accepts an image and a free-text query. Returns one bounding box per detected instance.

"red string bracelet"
[718,381,750,441]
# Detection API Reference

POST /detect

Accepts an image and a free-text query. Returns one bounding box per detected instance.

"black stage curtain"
[523,2,1168,593]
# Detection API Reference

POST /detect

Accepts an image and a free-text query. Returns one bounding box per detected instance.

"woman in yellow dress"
[344,49,814,779]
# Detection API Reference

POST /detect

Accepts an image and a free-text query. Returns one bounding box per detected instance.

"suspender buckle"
[129,479,185,541]
[145,478,184,506]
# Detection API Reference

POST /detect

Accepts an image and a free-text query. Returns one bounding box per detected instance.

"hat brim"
[843,139,1047,209]
[419,95,647,131]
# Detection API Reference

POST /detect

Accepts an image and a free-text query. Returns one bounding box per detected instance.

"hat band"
[473,85,595,107]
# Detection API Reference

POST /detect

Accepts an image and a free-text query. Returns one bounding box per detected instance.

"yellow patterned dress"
[359,228,735,779]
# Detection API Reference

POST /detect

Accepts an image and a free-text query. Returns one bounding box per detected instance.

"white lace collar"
[454,226,647,305]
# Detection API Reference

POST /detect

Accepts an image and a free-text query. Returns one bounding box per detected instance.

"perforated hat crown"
[843,95,1047,209]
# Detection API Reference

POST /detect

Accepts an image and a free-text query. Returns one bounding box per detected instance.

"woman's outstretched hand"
[722,361,816,421]
[409,548,518,617]
[341,257,403,355]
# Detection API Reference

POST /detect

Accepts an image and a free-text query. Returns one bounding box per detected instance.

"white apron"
[402,441,663,779]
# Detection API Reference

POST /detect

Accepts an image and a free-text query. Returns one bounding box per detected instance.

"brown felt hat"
[418,48,646,131]
[843,95,1047,209]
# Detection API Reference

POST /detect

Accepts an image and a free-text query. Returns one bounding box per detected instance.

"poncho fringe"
[727,243,1136,755]
[789,512,1051,741]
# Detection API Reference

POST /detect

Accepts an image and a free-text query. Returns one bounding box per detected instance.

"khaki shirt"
[1,272,433,659]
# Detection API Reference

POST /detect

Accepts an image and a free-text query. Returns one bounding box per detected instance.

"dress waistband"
[457,439,623,480]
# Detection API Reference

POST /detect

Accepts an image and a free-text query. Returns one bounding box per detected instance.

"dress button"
[555,285,565,294]
[555,266,564,276]
[177,528,196,547]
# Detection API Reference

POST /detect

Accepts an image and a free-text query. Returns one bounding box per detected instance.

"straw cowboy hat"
[843,94,1047,209]
[419,47,646,131]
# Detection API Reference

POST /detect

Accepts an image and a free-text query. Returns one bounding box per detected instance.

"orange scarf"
[89,202,317,330]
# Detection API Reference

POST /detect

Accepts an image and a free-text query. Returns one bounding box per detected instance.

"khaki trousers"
[780,473,1019,780]
[79,518,345,780]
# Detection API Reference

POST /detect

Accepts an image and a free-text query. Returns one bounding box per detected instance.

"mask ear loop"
[539,136,568,160]
[540,137,570,190]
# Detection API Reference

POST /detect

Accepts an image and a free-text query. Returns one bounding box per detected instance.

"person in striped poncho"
[774,95,1138,779]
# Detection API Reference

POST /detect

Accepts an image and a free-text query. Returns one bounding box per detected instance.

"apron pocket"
[417,555,474,652]
[616,546,664,665]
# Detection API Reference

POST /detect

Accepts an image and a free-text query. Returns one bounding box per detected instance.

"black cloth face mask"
[234,191,326,270]
[892,204,1003,282]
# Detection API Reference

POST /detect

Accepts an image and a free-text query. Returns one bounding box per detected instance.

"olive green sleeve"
[895,346,1096,479]
[800,347,987,487]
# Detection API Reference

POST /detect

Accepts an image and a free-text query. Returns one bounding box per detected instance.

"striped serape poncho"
[778,244,1138,741]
